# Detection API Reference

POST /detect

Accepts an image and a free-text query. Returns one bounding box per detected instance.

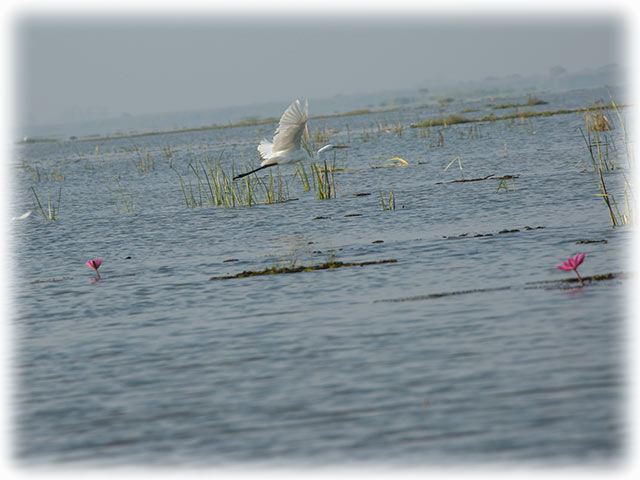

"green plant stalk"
[115,180,133,213]
[296,163,311,191]
[174,169,190,206]
[579,127,598,171]
[47,190,53,220]
[444,156,464,180]
[609,94,633,168]
[188,162,207,205]
[201,155,217,206]
[31,187,46,220]
[597,167,617,227]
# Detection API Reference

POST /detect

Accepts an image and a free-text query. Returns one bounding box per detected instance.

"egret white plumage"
[233,99,344,180]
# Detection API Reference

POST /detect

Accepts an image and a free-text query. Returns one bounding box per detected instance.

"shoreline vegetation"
[19,101,626,145]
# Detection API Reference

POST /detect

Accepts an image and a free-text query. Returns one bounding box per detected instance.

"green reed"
[175,152,291,208]
[444,155,464,180]
[595,167,634,227]
[579,111,619,172]
[310,159,340,200]
[50,165,65,181]
[581,99,635,227]
[174,166,193,207]
[379,188,396,210]
[495,176,516,193]
[361,126,371,143]
[377,119,388,133]
[163,144,174,168]
[254,167,291,204]
[31,186,61,221]
[295,162,312,192]
[609,95,634,170]
[133,145,155,173]
[114,179,134,213]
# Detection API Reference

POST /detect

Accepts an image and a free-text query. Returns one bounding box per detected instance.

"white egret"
[233,99,345,180]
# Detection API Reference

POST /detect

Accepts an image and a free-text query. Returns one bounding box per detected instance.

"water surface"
[10,86,630,467]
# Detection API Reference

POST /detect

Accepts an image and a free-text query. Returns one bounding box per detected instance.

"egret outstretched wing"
[271,99,308,154]
[233,99,316,180]
[257,139,273,160]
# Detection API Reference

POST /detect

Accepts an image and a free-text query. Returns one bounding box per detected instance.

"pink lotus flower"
[86,258,102,279]
[557,253,585,286]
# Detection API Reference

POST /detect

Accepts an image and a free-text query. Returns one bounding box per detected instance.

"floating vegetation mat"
[376,286,511,303]
[436,174,520,184]
[375,272,629,303]
[525,272,630,288]
[443,225,545,239]
[31,273,137,284]
[410,103,627,130]
[210,259,397,280]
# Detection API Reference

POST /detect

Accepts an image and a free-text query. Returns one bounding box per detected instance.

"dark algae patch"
[444,226,544,239]
[437,174,495,184]
[526,272,630,288]
[576,239,608,244]
[210,259,397,280]
[377,272,629,302]
[376,286,512,303]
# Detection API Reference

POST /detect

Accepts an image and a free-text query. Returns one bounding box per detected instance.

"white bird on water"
[233,99,344,180]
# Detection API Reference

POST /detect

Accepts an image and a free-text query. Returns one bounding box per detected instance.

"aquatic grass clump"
[135,148,155,173]
[495,175,517,193]
[163,144,174,158]
[25,163,42,183]
[310,159,341,200]
[254,167,292,205]
[31,186,61,221]
[379,188,396,210]
[312,126,337,145]
[594,167,634,227]
[417,125,431,138]
[295,162,312,192]
[444,156,464,181]
[361,126,371,143]
[50,166,65,181]
[175,152,292,208]
[22,160,65,183]
[462,124,482,140]
[609,95,634,169]
[579,97,634,227]
[579,124,618,172]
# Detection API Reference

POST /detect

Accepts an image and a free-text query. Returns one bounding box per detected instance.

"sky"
[8,6,629,127]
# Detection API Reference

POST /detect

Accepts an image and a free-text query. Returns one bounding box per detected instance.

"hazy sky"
[14,13,625,126]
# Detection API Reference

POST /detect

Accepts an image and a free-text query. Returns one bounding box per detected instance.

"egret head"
[316,144,349,157]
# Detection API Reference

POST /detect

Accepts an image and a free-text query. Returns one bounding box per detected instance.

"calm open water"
[9,87,632,467]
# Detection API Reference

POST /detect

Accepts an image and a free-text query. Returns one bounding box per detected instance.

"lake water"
[8,86,633,468]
